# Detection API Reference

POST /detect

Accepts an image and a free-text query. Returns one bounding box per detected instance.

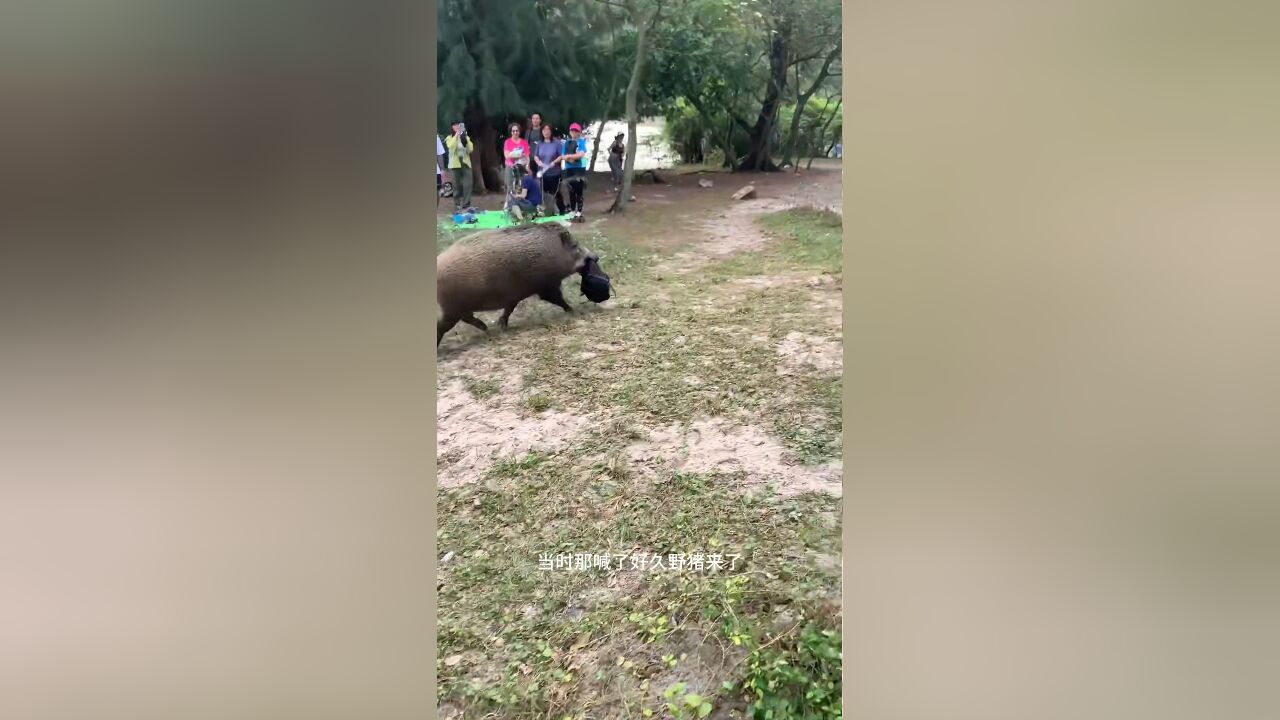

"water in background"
[578,117,677,170]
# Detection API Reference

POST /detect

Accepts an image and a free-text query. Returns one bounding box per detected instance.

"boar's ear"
[558,226,580,250]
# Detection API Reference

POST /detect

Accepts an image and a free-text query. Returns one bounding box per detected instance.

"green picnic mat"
[442,210,572,231]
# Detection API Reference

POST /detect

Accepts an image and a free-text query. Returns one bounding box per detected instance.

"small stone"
[444,654,463,667]
[440,551,455,565]
[698,178,714,188]
[772,608,796,633]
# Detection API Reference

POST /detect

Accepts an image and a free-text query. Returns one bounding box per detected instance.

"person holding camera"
[445,120,475,211]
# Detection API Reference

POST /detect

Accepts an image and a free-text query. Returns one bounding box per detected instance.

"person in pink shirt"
[502,122,530,193]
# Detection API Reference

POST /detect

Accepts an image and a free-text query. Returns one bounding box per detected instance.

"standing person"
[525,113,544,156]
[502,122,530,194]
[533,123,567,216]
[445,120,475,211]
[562,122,589,222]
[607,132,625,192]
[436,134,446,197]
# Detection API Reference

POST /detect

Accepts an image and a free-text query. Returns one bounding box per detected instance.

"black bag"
[579,258,612,303]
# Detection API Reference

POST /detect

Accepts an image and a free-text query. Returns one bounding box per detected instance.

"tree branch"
[648,0,666,30]
[797,40,842,101]
[788,50,826,67]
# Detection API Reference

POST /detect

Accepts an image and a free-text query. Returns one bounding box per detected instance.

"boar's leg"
[537,285,573,313]
[437,316,459,346]
[460,313,489,332]
[499,300,522,329]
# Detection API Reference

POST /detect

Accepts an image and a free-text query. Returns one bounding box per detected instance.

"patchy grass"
[517,284,826,427]
[772,375,843,465]
[710,207,843,281]
[438,194,844,719]
[501,207,842,461]
[464,376,501,400]
[524,393,552,414]
[437,441,841,720]
[576,224,652,288]
[758,207,843,272]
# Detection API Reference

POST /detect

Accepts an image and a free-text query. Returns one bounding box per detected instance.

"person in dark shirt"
[608,132,625,192]
[507,163,543,222]
[525,113,544,156]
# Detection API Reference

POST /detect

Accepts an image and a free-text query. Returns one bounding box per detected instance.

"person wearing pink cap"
[561,123,589,222]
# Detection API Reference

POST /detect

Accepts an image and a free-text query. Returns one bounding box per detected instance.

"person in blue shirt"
[562,123,589,222]
[507,163,543,222]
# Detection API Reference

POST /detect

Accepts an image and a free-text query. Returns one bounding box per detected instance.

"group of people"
[438,113,628,224]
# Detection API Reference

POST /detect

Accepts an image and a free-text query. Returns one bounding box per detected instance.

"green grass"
[524,393,552,413]
[505,209,841,462]
[758,207,843,272]
[464,376,501,400]
[711,207,843,281]
[437,442,842,719]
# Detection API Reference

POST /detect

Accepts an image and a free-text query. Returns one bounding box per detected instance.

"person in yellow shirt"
[444,120,475,211]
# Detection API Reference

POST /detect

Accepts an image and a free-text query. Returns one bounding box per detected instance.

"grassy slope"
[438,207,843,719]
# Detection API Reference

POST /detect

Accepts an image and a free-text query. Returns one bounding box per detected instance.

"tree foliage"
[436,0,841,188]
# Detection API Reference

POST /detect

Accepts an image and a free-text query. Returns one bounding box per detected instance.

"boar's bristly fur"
[437,223,598,345]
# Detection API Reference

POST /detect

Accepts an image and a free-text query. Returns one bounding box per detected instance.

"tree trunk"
[610,1,660,214]
[818,96,842,150]
[723,123,736,169]
[808,96,842,170]
[684,95,736,170]
[739,13,788,172]
[783,42,841,168]
[781,63,804,167]
[589,12,622,173]
[463,102,501,193]
[591,119,606,172]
